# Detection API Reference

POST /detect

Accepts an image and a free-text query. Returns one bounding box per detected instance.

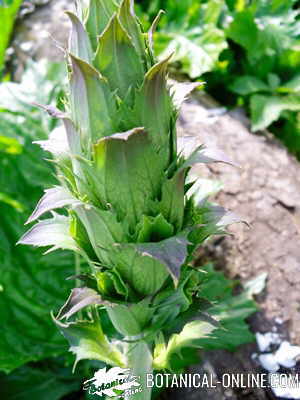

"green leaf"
[226,11,259,57]
[69,55,116,149]
[250,94,300,131]
[0,0,22,75]
[135,214,174,242]
[0,135,23,154]
[134,57,174,166]
[0,362,81,400]
[0,61,74,373]
[230,75,270,95]
[111,243,169,296]
[74,204,126,265]
[94,14,144,99]
[154,264,257,371]
[66,11,93,63]
[118,0,146,61]
[54,317,126,369]
[106,304,143,336]
[85,0,118,51]
[159,170,185,231]
[93,128,164,231]
[153,318,217,370]
[281,74,300,93]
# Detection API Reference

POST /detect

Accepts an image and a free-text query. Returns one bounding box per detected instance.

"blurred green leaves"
[0,0,22,76]
[0,60,74,373]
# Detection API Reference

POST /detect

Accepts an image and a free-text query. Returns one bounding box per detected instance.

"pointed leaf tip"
[66,11,93,63]
[56,287,111,320]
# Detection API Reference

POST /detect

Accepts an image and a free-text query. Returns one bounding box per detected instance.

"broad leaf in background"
[0,60,75,373]
[151,0,227,78]
[0,0,22,77]
[0,360,82,400]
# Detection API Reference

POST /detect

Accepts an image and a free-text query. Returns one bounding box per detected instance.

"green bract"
[18,0,253,398]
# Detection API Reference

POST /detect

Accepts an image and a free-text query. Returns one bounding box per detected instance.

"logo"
[83,367,142,398]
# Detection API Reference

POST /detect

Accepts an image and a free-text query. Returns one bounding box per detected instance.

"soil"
[8,1,300,399]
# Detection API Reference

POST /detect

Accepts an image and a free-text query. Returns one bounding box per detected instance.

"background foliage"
[136,0,300,157]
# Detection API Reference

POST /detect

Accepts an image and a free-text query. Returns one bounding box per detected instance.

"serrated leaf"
[18,213,79,253]
[93,128,164,231]
[54,317,126,369]
[26,186,80,224]
[57,287,110,320]
[66,11,93,63]
[230,75,270,96]
[181,145,238,169]
[69,55,116,149]
[94,14,144,99]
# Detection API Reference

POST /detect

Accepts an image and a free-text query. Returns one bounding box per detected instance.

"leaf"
[18,213,79,253]
[66,11,93,63]
[135,213,174,242]
[0,0,22,74]
[226,11,259,57]
[0,135,23,154]
[106,304,143,336]
[85,0,118,50]
[26,186,80,224]
[111,243,169,296]
[69,55,116,148]
[0,362,81,400]
[244,272,268,296]
[170,81,203,110]
[134,56,174,166]
[136,231,191,283]
[148,9,165,55]
[56,287,110,320]
[74,203,126,265]
[230,75,270,96]
[0,61,74,373]
[118,0,146,60]
[154,264,257,371]
[153,318,217,370]
[93,128,164,231]
[280,74,300,93]
[54,317,126,369]
[156,28,227,78]
[250,94,300,131]
[181,145,239,169]
[160,170,185,231]
[94,14,144,99]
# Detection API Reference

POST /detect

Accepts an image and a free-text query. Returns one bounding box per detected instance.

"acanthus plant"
[18,0,254,398]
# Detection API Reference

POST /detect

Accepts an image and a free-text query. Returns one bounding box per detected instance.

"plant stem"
[125,340,153,400]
